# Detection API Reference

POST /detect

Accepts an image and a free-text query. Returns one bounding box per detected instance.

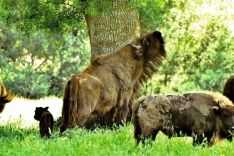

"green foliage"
[0,0,166,34]
[1,120,234,155]
[0,22,90,98]
[142,0,234,95]
[1,0,234,97]
[0,0,85,34]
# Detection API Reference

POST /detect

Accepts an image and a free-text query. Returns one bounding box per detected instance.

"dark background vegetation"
[0,0,234,99]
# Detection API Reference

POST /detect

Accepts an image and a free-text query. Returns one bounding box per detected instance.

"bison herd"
[1,31,234,147]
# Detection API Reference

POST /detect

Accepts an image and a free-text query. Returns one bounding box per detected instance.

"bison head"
[212,101,234,139]
[34,106,49,121]
[129,31,166,60]
[128,31,166,85]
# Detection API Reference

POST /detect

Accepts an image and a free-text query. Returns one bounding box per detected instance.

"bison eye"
[222,114,229,119]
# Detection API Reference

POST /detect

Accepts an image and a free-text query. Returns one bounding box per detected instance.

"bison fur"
[223,75,234,103]
[133,92,234,146]
[34,107,54,138]
[0,81,14,113]
[60,31,166,133]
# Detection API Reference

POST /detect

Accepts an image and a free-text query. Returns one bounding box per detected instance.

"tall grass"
[1,120,234,156]
[1,97,234,155]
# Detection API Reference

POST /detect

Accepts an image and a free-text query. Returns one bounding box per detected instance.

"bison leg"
[114,101,129,126]
[151,130,159,141]
[103,108,116,127]
[192,132,207,146]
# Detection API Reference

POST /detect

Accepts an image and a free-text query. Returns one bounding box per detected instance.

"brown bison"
[0,81,14,113]
[60,31,166,133]
[133,92,234,146]
[34,107,54,138]
[223,75,234,103]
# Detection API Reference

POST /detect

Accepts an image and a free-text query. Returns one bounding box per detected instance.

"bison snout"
[231,126,234,131]
[229,126,234,135]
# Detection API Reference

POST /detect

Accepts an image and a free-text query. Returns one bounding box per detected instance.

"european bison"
[223,75,234,103]
[133,92,234,146]
[60,31,166,133]
[0,81,14,113]
[34,107,54,138]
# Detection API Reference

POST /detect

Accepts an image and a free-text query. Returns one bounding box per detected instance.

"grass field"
[1,98,234,156]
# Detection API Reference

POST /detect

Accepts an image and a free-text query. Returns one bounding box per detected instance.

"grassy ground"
[1,98,234,156]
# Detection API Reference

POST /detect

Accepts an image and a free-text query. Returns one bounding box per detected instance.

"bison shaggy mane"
[133,91,234,146]
[0,81,14,113]
[60,31,166,133]
[223,74,234,103]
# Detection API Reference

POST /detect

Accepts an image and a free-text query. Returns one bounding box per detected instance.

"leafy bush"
[142,0,234,95]
[0,23,90,98]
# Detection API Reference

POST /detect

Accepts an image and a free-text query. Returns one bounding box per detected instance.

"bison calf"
[133,92,234,146]
[34,107,54,138]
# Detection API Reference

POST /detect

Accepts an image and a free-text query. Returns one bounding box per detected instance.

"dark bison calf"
[34,107,54,138]
[0,81,14,113]
[133,92,234,146]
[223,74,234,103]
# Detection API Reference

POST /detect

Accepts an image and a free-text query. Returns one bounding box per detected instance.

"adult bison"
[60,31,166,133]
[223,74,234,103]
[0,81,14,113]
[133,92,234,146]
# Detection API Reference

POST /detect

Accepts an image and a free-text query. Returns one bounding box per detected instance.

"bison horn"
[217,101,223,110]
[128,44,141,50]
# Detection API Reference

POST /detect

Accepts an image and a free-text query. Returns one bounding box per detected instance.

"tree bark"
[84,0,140,58]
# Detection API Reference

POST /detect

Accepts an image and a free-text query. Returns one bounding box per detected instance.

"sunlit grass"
[1,120,234,156]
[1,98,234,155]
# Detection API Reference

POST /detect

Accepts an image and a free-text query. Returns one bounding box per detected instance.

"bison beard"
[223,74,234,103]
[60,31,166,133]
[0,81,14,113]
[34,107,54,138]
[133,92,234,146]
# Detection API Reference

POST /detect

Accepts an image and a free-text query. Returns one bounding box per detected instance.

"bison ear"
[211,101,223,113]
[45,106,49,110]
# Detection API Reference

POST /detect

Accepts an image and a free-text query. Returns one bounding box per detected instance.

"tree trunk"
[84,0,140,59]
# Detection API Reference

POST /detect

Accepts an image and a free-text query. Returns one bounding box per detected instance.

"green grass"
[1,120,234,156]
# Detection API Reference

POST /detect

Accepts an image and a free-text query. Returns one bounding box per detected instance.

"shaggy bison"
[133,92,234,146]
[223,75,234,103]
[60,31,166,133]
[0,81,14,113]
[34,107,54,138]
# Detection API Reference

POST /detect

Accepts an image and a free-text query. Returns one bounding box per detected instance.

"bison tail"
[60,79,71,133]
[68,75,79,127]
